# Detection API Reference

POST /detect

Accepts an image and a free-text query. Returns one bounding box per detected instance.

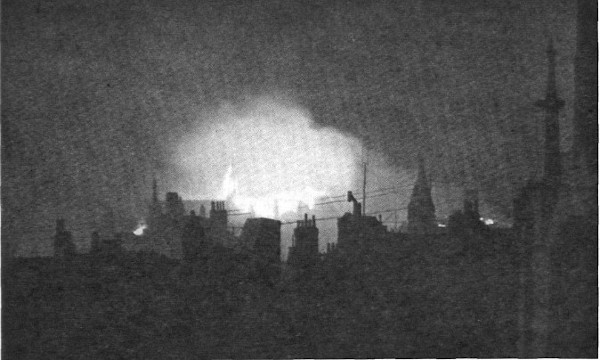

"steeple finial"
[416,156,430,189]
[407,156,436,234]
[152,177,158,203]
[535,36,564,188]
[545,37,560,103]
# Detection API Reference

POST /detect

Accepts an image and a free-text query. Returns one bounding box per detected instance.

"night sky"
[2,0,578,255]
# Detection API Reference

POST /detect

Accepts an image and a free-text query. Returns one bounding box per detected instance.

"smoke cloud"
[172,97,432,257]
[174,97,364,214]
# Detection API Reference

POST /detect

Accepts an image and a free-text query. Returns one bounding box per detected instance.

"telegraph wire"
[279,216,341,226]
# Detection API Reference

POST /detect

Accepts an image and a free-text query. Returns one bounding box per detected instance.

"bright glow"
[175,97,362,219]
[133,221,147,236]
[437,223,447,228]
[227,187,326,219]
[481,218,495,226]
[221,164,239,200]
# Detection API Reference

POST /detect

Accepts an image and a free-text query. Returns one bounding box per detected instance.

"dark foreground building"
[53,219,76,258]
[181,211,206,262]
[240,217,282,283]
[337,191,387,251]
[512,10,597,356]
[288,214,319,269]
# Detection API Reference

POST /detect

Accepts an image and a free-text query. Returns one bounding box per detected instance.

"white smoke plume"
[174,97,364,216]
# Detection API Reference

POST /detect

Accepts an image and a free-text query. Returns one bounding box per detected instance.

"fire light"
[133,221,147,236]
[480,217,495,226]
[175,97,363,218]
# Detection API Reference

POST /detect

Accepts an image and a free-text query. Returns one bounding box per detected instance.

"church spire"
[407,157,436,234]
[148,176,162,224]
[152,177,158,204]
[545,38,559,101]
[535,37,564,188]
[417,157,429,186]
[411,157,431,198]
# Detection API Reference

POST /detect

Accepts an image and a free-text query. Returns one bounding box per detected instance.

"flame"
[220,166,325,219]
[221,164,238,200]
[480,218,495,226]
[133,221,147,236]
[175,98,362,210]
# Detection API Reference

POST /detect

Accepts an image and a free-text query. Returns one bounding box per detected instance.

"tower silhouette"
[535,38,564,190]
[407,158,436,234]
[148,177,163,226]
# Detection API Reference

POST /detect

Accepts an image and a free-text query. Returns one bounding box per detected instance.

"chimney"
[354,202,362,217]
[312,215,316,227]
[304,213,308,225]
[347,191,362,217]
[56,219,66,232]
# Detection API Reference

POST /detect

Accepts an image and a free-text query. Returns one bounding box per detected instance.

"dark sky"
[2,0,578,255]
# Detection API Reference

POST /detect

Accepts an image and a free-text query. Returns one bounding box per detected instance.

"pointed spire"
[152,177,158,204]
[537,37,565,111]
[408,157,436,234]
[412,156,431,196]
[148,176,163,223]
[545,38,560,104]
[536,36,564,187]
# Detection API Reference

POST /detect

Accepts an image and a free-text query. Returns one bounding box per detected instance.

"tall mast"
[535,38,564,188]
[152,177,158,204]
[362,162,367,216]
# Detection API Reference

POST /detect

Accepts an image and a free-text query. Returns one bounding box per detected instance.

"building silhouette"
[542,3,598,356]
[142,179,237,257]
[337,191,387,251]
[240,218,282,283]
[181,210,207,262]
[165,192,185,220]
[288,214,319,268]
[407,159,436,234]
[512,37,575,357]
[90,230,123,256]
[208,201,229,245]
[148,178,162,227]
[535,39,565,192]
[448,189,485,236]
[513,38,564,244]
[53,219,76,257]
[573,0,598,176]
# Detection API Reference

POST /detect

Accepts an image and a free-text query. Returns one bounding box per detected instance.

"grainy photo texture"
[2,0,597,358]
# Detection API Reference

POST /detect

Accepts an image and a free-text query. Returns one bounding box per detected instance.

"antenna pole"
[362,161,367,216]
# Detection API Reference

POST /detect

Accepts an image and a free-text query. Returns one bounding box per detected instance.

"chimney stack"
[347,191,362,217]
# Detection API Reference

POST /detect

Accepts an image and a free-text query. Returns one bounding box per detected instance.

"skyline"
[2,0,581,255]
